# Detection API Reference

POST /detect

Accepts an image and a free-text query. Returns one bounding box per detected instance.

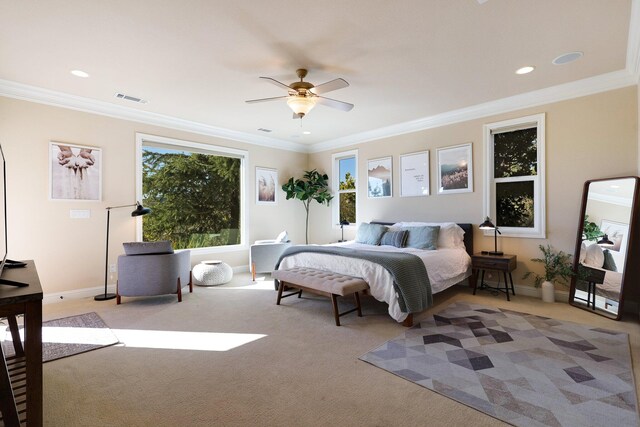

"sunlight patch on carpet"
[112,329,266,351]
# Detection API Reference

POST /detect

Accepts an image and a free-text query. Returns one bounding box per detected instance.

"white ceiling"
[0,0,638,152]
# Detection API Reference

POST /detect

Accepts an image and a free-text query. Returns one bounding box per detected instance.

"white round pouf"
[193,260,233,286]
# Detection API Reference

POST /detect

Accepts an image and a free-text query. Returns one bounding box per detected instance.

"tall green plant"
[282,169,333,244]
[522,244,575,287]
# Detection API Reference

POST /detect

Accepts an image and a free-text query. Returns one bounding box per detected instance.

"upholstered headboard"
[370,221,474,257]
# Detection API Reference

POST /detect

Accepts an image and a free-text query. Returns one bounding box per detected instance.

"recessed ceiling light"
[303,131,311,135]
[70,69,89,78]
[515,66,535,75]
[552,51,583,65]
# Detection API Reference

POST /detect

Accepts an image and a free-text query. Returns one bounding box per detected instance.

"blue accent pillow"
[380,230,408,248]
[355,223,387,245]
[603,249,618,272]
[402,226,440,250]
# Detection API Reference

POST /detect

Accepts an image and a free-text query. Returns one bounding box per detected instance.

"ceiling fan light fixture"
[286,95,316,118]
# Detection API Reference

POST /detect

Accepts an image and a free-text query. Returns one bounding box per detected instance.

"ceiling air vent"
[114,92,148,104]
[257,128,272,133]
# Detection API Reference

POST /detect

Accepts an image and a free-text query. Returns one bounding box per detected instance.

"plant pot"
[541,280,555,303]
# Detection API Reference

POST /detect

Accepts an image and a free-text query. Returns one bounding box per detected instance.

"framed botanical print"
[256,167,278,204]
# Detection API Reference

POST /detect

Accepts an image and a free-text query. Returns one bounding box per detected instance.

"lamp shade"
[287,96,316,118]
[596,234,614,247]
[479,217,496,230]
[131,202,151,217]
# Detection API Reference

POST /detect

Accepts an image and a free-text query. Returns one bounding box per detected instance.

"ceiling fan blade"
[245,96,288,104]
[316,96,354,112]
[259,77,292,91]
[309,78,349,95]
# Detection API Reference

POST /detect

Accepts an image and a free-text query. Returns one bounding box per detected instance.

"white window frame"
[331,149,358,229]
[483,113,545,238]
[135,133,248,254]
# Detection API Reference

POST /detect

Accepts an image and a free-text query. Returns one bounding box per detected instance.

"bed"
[276,221,473,325]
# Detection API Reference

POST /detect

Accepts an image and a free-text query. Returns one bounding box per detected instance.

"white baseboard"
[43,265,252,304]
[473,281,570,303]
[44,284,116,304]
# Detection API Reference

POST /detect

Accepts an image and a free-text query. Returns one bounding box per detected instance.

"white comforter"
[278,241,471,322]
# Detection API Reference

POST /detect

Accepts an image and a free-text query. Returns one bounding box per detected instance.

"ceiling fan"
[246,69,354,119]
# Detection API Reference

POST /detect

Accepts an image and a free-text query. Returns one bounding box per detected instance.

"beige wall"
[0,97,308,294]
[308,86,639,288]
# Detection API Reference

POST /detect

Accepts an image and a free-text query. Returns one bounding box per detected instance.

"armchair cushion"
[123,241,174,256]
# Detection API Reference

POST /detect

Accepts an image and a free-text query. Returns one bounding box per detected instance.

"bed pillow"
[123,241,174,255]
[393,222,464,248]
[579,242,587,264]
[380,230,408,248]
[583,243,604,268]
[355,223,387,245]
[402,226,440,250]
[602,249,618,272]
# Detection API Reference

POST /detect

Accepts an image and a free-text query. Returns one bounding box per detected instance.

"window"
[136,134,247,251]
[332,149,358,226]
[483,114,545,238]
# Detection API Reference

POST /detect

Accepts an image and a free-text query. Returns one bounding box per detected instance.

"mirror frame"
[569,176,640,320]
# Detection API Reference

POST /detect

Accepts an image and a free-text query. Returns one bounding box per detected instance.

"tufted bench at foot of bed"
[272,267,369,326]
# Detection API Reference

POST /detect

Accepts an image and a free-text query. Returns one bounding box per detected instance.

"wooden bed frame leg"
[402,313,414,327]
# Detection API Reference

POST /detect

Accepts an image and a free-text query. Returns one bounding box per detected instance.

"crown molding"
[627,0,640,80]
[310,69,637,153]
[0,79,309,153]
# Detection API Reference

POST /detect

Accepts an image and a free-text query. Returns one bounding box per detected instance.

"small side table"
[472,253,517,301]
[193,260,233,286]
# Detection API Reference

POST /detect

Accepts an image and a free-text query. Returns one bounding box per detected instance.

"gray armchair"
[250,233,292,280]
[116,241,192,304]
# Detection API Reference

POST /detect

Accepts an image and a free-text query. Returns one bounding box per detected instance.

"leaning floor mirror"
[569,176,640,320]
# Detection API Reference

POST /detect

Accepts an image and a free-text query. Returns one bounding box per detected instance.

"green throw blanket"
[275,245,432,314]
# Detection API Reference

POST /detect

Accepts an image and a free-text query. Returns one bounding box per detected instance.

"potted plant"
[522,244,575,302]
[282,169,333,244]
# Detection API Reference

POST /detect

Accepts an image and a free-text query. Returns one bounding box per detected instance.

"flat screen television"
[0,144,27,286]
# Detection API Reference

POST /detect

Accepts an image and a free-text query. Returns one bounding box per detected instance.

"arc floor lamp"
[95,202,151,301]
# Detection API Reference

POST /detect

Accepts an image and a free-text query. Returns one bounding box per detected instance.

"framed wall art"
[49,142,102,201]
[256,167,278,204]
[437,143,473,195]
[367,157,392,198]
[400,151,429,197]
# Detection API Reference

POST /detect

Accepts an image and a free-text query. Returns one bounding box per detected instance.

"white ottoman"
[193,260,233,286]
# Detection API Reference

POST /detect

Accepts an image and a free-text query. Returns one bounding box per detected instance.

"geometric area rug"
[360,302,639,427]
[3,312,119,363]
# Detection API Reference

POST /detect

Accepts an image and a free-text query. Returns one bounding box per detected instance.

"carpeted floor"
[360,302,638,427]
[40,273,640,426]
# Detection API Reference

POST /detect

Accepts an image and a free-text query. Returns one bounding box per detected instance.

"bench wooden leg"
[331,294,341,326]
[402,313,414,327]
[276,281,285,305]
[354,292,362,317]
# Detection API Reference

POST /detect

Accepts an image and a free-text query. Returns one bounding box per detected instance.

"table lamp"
[339,219,350,242]
[479,217,503,255]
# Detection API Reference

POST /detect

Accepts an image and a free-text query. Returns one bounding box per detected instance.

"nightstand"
[471,253,517,301]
